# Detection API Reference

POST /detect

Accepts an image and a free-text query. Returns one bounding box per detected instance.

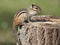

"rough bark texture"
[17,15,60,45]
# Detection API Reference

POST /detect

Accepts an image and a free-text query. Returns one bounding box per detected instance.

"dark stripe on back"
[15,8,27,17]
[17,12,27,17]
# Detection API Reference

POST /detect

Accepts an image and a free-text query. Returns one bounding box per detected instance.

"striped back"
[14,9,28,17]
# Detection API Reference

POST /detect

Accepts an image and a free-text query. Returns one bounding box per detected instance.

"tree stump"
[18,15,60,45]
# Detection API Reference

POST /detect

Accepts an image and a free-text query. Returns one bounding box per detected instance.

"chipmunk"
[13,3,41,45]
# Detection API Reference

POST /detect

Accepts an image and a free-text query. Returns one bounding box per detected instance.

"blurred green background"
[0,0,60,45]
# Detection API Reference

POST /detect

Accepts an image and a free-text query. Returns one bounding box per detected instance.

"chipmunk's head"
[28,3,41,15]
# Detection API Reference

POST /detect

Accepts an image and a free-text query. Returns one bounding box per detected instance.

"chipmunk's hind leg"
[24,20,29,23]
[19,20,29,29]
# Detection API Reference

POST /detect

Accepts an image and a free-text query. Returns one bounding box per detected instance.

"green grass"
[0,42,15,45]
[0,30,15,45]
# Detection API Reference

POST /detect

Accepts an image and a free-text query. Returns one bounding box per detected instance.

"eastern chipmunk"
[13,3,41,45]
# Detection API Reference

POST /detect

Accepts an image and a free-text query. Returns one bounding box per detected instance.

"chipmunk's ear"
[32,3,35,7]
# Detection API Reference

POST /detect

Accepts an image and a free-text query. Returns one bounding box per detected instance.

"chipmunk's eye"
[36,8,38,9]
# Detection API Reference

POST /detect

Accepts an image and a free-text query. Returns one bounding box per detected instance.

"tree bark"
[18,15,60,45]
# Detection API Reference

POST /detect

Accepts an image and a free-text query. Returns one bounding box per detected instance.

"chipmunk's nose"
[38,8,41,13]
